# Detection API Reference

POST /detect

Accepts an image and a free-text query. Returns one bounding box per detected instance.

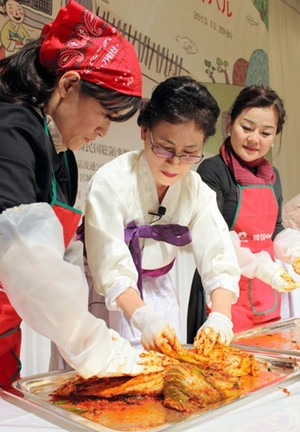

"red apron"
[0,288,22,386]
[0,177,81,387]
[231,184,281,333]
[51,174,82,249]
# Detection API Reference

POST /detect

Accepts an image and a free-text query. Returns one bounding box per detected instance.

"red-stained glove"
[193,312,233,355]
[131,305,177,352]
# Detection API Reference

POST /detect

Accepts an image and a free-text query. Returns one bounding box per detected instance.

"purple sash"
[125,221,192,298]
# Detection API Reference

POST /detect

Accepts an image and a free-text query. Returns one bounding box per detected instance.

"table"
[1,377,300,432]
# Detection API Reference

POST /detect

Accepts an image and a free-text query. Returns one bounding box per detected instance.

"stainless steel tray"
[2,351,300,432]
[231,317,300,356]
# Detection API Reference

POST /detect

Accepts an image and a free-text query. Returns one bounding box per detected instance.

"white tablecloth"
[1,377,300,432]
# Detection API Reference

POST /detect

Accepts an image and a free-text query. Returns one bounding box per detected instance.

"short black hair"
[138,76,220,140]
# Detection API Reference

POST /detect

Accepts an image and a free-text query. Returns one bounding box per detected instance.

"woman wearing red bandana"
[0,0,157,387]
[188,86,300,340]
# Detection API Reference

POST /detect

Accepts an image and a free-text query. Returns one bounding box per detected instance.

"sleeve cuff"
[105,277,139,310]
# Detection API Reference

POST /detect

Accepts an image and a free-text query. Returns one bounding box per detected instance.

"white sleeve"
[64,235,85,272]
[0,203,142,378]
[84,169,139,309]
[191,182,240,307]
[229,231,281,283]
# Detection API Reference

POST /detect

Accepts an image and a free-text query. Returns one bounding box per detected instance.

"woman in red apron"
[0,119,81,386]
[0,186,81,387]
[230,184,280,332]
[188,85,300,341]
[0,0,146,386]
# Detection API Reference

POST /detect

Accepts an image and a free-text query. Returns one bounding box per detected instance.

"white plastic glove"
[194,312,233,355]
[273,228,300,272]
[280,245,300,275]
[131,304,177,352]
[270,267,300,292]
[291,257,300,275]
[229,231,299,287]
[60,328,174,378]
[252,257,300,292]
[283,243,300,275]
[83,329,144,377]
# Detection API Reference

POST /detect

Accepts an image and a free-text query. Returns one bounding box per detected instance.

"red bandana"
[219,139,276,185]
[39,0,142,96]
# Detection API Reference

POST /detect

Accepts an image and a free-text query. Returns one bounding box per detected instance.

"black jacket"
[0,102,78,212]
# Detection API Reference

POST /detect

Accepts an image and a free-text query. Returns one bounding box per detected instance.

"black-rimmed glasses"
[149,132,204,164]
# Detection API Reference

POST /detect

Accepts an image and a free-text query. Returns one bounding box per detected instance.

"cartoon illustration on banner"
[0,0,270,210]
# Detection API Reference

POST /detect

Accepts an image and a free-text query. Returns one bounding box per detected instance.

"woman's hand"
[131,305,178,352]
[193,312,233,355]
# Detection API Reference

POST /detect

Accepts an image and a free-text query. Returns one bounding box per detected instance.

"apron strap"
[43,114,82,248]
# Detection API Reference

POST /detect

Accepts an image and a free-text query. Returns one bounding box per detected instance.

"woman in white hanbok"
[82,76,241,353]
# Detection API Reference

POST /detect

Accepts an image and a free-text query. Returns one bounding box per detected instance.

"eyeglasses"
[149,132,204,164]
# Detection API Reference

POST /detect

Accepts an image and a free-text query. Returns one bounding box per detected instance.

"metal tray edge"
[4,351,300,432]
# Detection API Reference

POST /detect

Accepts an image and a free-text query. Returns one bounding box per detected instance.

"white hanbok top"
[84,150,240,345]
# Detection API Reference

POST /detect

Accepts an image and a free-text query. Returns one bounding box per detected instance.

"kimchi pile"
[51,340,259,417]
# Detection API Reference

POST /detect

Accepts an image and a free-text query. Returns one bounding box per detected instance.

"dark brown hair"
[229,85,286,135]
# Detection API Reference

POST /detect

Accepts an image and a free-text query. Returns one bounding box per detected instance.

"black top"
[0,102,78,212]
[187,153,285,343]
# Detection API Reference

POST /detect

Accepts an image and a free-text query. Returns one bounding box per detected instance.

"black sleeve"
[187,155,234,343]
[0,104,53,212]
[272,166,285,239]
[197,155,237,228]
